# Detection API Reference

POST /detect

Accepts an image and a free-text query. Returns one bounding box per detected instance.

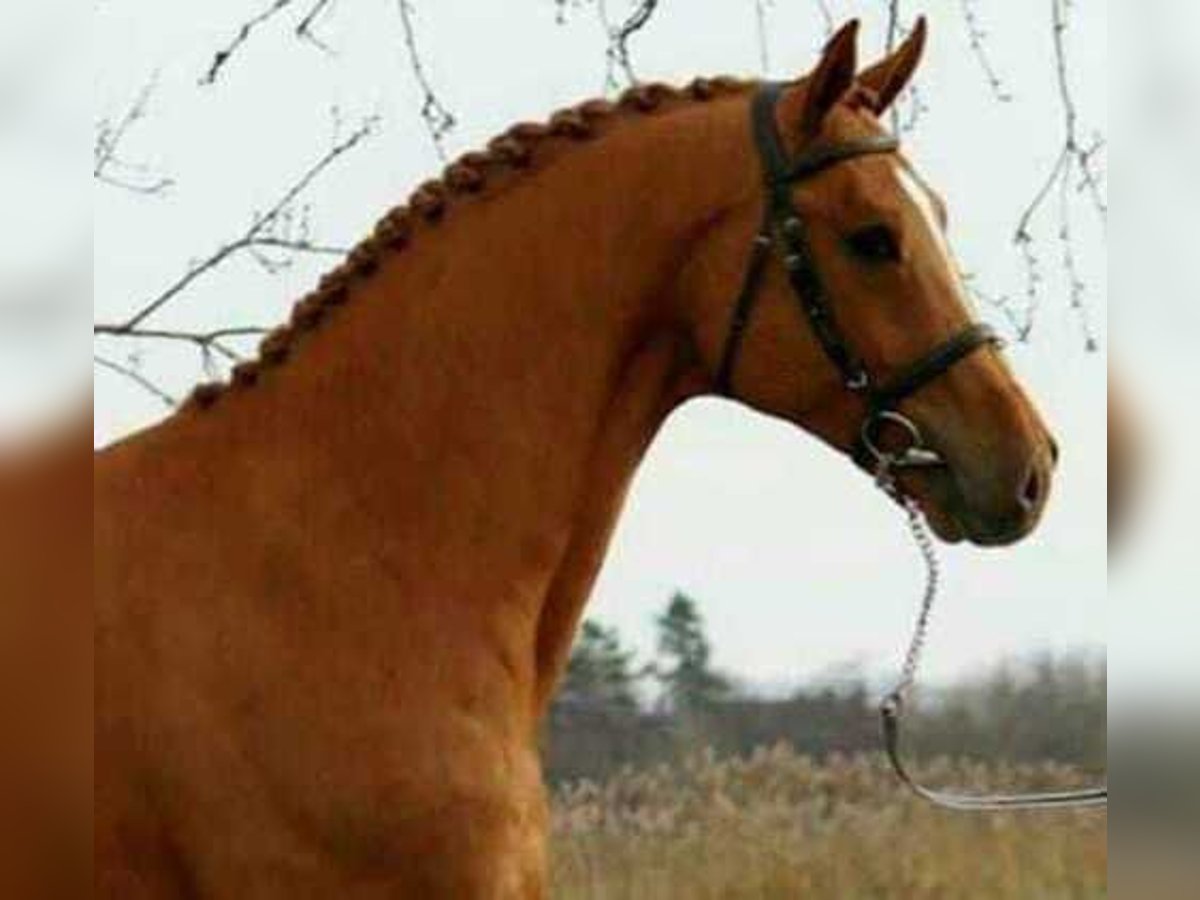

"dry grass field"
[550,745,1106,899]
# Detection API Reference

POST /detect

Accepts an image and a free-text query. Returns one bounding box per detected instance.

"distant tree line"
[544,592,1105,784]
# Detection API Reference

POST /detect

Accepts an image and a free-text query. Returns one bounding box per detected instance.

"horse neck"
[186,94,751,710]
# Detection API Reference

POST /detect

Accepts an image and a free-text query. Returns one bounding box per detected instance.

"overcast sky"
[9,1,1163,689]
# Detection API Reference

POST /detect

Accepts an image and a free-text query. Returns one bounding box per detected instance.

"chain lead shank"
[877,471,1108,812]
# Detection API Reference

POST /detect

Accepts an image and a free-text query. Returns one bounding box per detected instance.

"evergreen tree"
[654,592,730,715]
[559,620,639,714]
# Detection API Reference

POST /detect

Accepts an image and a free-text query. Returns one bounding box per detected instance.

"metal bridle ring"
[860,410,941,469]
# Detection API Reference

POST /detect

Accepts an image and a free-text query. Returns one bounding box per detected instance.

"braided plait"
[184,77,751,411]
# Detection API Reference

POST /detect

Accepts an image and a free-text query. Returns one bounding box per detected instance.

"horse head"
[685,19,1058,547]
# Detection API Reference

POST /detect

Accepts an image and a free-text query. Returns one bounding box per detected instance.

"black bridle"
[715,83,1001,472]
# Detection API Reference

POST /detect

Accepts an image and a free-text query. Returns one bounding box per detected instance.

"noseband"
[715,82,1000,472]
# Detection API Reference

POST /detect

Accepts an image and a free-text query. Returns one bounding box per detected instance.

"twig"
[249,237,349,257]
[1012,149,1068,342]
[202,0,339,86]
[94,79,174,195]
[94,325,269,375]
[94,325,268,349]
[397,0,456,160]
[963,272,1024,339]
[813,0,833,39]
[296,0,337,51]
[959,0,1013,102]
[899,82,929,135]
[880,4,928,136]
[885,1,904,133]
[1057,156,1098,352]
[1008,0,1106,350]
[886,0,903,54]
[203,0,294,86]
[601,0,662,89]
[94,355,178,408]
[551,0,585,25]
[754,0,774,74]
[1050,0,1106,226]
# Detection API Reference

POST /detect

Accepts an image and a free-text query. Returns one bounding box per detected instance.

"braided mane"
[185,77,753,411]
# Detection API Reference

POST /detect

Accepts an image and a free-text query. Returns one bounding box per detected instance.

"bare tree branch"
[812,0,834,39]
[203,0,293,86]
[94,80,174,195]
[754,0,776,74]
[959,0,1013,103]
[598,0,662,89]
[611,0,660,86]
[1007,0,1106,351]
[551,0,574,25]
[886,0,903,55]
[202,0,339,86]
[1011,148,1068,342]
[898,83,929,135]
[94,355,178,408]
[94,116,376,337]
[1050,0,1107,225]
[1057,161,1098,351]
[296,0,338,51]
[964,271,1025,339]
[94,325,269,350]
[94,326,269,376]
[248,236,350,258]
[881,4,928,136]
[397,0,456,160]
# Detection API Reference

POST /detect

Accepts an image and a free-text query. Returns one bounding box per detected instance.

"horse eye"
[845,225,901,264]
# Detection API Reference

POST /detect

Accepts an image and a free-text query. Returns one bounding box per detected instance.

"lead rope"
[875,462,1108,812]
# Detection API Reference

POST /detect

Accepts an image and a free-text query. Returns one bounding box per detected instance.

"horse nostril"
[1047,435,1061,466]
[1020,466,1044,513]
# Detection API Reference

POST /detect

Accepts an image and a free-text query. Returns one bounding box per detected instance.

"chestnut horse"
[93,19,1060,899]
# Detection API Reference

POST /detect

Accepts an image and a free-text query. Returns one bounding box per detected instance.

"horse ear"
[858,16,928,116]
[794,20,860,137]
